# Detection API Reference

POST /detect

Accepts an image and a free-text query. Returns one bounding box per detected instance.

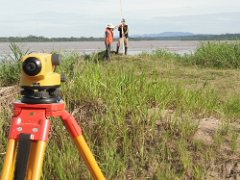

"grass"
[0,42,28,86]
[0,107,11,170]
[0,41,240,179]
[0,59,21,86]
[191,41,240,68]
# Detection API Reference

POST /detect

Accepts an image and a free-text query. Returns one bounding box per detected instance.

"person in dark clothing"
[116,18,129,55]
[104,24,115,60]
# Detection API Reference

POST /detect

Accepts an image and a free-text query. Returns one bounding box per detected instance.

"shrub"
[190,41,240,68]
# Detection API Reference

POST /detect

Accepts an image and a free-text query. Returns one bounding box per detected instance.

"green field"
[1,41,240,179]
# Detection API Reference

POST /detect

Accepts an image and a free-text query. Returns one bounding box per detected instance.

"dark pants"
[105,44,111,60]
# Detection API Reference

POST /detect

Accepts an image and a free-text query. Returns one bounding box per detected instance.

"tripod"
[1,101,105,180]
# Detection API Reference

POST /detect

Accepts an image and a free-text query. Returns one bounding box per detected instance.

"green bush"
[0,42,29,86]
[142,41,240,69]
[0,59,21,86]
[190,41,240,68]
[152,49,181,59]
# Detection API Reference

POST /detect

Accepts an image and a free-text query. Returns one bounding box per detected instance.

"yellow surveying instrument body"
[20,53,61,87]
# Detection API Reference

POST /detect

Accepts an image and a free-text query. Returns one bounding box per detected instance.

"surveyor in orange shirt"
[104,24,115,60]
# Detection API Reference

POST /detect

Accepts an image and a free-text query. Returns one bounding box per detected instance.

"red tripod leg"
[60,111,105,180]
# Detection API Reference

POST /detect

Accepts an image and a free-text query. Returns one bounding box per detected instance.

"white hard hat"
[106,24,115,29]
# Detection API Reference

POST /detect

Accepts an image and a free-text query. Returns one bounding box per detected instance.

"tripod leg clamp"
[60,111,82,138]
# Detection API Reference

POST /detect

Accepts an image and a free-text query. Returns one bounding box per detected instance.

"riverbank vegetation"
[0,33,240,42]
[0,41,240,179]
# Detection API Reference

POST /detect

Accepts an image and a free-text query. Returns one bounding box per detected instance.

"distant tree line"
[0,34,240,42]
[0,35,103,42]
[131,34,240,41]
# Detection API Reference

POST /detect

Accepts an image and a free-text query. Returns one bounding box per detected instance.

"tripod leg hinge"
[60,111,82,138]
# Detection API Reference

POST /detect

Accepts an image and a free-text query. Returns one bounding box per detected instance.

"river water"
[0,40,201,59]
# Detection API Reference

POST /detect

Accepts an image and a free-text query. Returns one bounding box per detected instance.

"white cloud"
[0,0,239,37]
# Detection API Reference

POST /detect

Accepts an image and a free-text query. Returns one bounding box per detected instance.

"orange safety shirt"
[105,28,113,45]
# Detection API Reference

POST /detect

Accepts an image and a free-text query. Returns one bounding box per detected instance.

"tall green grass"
[0,107,12,170]
[0,60,21,86]
[142,41,240,69]
[190,41,240,68]
[1,42,240,179]
[45,59,219,179]
[0,42,28,86]
[42,56,238,179]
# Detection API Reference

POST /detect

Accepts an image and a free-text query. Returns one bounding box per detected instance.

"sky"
[0,0,240,37]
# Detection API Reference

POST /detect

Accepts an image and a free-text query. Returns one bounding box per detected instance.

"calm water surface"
[0,40,200,58]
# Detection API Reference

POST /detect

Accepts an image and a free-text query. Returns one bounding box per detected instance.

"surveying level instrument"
[0,53,105,180]
[20,53,63,104]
